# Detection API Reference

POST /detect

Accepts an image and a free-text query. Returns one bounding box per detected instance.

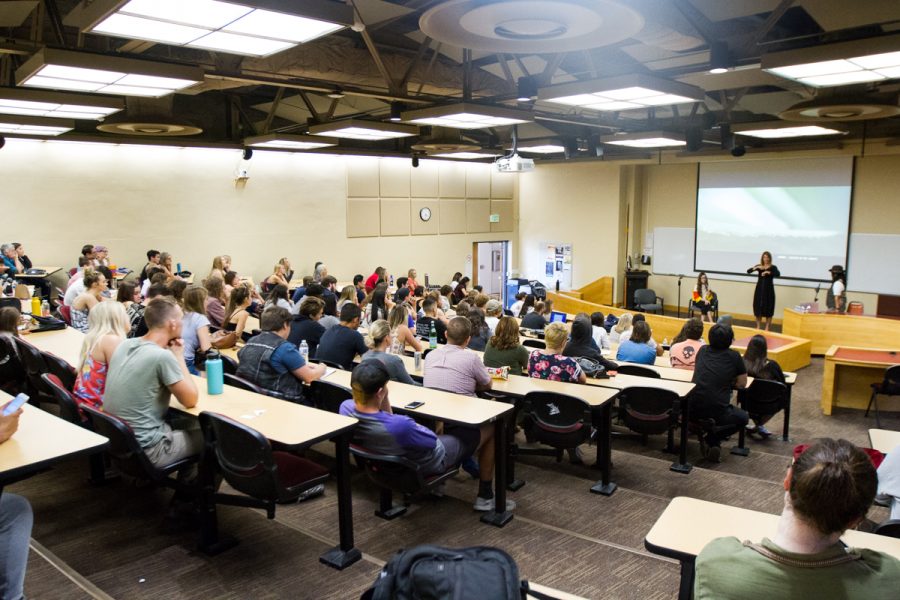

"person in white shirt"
[508,292,526,318]
[590,311,611,350]
[827,265,846,313]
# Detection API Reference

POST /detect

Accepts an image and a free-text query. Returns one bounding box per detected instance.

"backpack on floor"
[361,544,559,600]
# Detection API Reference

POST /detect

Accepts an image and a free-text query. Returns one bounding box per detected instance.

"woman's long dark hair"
[370,286,388,321]
[742,334,768,377]
[518,294,535,318]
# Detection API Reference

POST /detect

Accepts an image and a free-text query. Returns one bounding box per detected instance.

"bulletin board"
[541,242,572,290]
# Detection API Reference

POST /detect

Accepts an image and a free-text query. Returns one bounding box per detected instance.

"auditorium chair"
[866,365,900,428]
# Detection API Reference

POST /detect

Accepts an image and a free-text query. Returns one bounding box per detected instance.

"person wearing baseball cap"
[826,265,846,313]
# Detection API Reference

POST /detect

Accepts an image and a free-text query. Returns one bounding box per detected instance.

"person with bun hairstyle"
[695,438,900,599]
[359,319,418,385]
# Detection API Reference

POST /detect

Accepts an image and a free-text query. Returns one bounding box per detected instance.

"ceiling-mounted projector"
[494,153,534,173]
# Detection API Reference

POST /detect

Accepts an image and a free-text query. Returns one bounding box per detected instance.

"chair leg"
[665,428,675,454]
[865,391,874,417]
[731,425,749,457]
[374,488,407,520]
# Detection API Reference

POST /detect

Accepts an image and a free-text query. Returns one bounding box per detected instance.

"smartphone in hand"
[2,393,29,416]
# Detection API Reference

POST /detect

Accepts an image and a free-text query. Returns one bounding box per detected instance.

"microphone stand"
[677,274,684,318]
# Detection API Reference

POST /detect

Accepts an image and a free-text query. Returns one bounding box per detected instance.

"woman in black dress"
[747,251,780,331]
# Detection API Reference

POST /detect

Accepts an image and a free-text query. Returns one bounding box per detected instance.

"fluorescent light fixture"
[401,103,532,129]
[308,119,418,141]
[732,123,847,139]
[538,74,704,111]
[516,142,566,154]
[0,114,74,136]
[16,48,204,97]
[244,133,339,150]
[79,0,351,58]
[432,151,497,159]
[762,34,900,87]
[0,88,124,120]
[600,131,686,148]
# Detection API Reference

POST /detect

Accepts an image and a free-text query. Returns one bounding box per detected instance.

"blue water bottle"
[206,350,224,395]
[176,262,182,275]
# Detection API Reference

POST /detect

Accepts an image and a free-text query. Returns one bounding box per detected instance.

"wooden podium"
[624,270,649,309]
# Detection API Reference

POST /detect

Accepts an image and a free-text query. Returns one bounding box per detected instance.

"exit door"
[473,241,509,306]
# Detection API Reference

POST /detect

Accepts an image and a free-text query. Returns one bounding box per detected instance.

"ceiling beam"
[539,53,566,86]
[261,87,284,134]
[741,0,795,55]
[399,36,432,92]
[414,41,442,96]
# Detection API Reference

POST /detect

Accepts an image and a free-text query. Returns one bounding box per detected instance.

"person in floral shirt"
[527,322,586,384]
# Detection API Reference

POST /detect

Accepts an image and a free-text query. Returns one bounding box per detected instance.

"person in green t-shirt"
[695,438,900,599]
[483,316,529,376]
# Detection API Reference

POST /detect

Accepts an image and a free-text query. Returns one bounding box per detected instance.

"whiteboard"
[651,227,696,277]
[848,234,900,295]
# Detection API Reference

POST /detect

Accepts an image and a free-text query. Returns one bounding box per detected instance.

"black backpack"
[362,545,558,600]
[529,280,547,301]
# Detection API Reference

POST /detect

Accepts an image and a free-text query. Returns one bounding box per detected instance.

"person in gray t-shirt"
[102,297,201,474]
[360,319,419,386]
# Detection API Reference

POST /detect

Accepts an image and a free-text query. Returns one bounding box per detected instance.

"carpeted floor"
[9,357,898,599]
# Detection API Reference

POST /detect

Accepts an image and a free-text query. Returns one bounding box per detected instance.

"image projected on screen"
[695,157,853,281]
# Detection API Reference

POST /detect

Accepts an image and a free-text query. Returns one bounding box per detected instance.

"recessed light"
[762,34,900,88]
[600,131,686,148]
[308,119,418,141]
[539,74,703,111]
[244,133,339,150]
[401,103,532,129]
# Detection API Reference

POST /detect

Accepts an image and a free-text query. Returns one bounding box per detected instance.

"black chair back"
[40,373,85,426]
[0,298,20,310]
[12,338,51,398]
[616,364,661,378]
[199,412,279,502]
[618,386,679,437]
[41,351,77,391]
[350,445,431,496]
[220,354,238,375]
[0,336,26,394]
[634,289,657,306]
[314,380,352,414]
[874,519,900,539]
[522,339,546,349]
[313,358,346,370]
[737,379,787,418]
[523,391,592,449]
[224,373,265,394]
[881,365,900,395]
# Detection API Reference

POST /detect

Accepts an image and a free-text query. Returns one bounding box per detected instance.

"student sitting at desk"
[616,321,658,365]
[70,270,108,333]
[0,399,32,600]
[264,284,292,312]
[0,243,25,276]
[520,300,548,330]
[415,298,447,345]
[291,275,313,305]
[690,324,748,463]
[223,286,251,341]
[564,314,619,372]
[360,319,418,385]
[103,297,201,478]
[742,334,786,439]
[484,316,530,376]
[340,361,514,512]
[694,438,900,599]
[336,285,358,313]
[388,304,422,354]
[424,317,492,397]
[619,314,662,355]
[590,312,611,350]
[315,304,369,370]
[73,302,130,412]
[609,313,632,343]
[289,297,326,357]
[237,307,326,405]
[466,308,490,352]
[528,322,586,384]
[669,318,705,370]
[181,286,212,376]
[138,249,160,285]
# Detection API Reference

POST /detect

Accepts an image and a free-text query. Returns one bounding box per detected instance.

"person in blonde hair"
[208,256,226,281]
[181,286,212,375]
[388,304,422,354]
[336,285,358,313]
[264,263,290,291]
[528,322,586,384]
[73,301,130,413]
[609,312,633,343]
[359,319,417,385]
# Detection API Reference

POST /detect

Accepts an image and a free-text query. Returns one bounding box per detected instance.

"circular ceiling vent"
[779,98,900,122]
[96,122,203,136]
[419,0,645,53]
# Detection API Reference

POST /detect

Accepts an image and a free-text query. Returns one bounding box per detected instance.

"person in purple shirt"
[340,361,514,512]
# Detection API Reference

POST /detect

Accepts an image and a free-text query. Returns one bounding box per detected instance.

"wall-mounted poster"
[540,241,573,290]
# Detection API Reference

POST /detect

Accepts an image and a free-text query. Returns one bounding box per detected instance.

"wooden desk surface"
[645,496,900,560]
[527,582,587,600]
[869,429,900,454]
[173,376,356,447]
[23,326,84,367]
[323,369,512,426]
[826,345,900,366]
[0,398,107,481]
[591,373,695,397]
[14,266,62,278]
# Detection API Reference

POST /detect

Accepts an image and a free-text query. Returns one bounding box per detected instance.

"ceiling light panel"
[83,0,350,58]
[0,88,123,120]
[762,34,900,88]
[734,125,846,139]
[518,144,565,153]
[401,103,532,129]
[432,152,497,159]
[600,131,686,148]
[308,119,418,141]
[245,133,339,150]
[16,48,204,97]
[0,115,75,136]
[539,74,703,112]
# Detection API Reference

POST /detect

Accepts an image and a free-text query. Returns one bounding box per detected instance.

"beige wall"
[2,140,516,286]
[517,161,624,290]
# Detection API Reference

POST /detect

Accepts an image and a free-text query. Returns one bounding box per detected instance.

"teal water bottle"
[206,350,224,395]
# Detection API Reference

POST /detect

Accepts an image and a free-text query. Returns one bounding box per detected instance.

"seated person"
[291,275,313,304]
[466,308,490,352]
[70,270,108,332]
[130,283,173,338]
[423,317,491,397]
[223,286,252,340]
[264,284,293,312]
[288,297,326,357]
[10,243,50,298]
[321,275,339,316]
[264,263,289,292]
[415,297,447,344]
[669,317,706,370]
[695,438,900,599]
[742,334,787,439]
[590,311,611,350]
[388,304,422,354]
[181,286,212,376]
[689,324,748,462]
[692,272,716,323]
[527,322,587,384]
[278,257,293,282]
[520,300,548,330]
[563,314,618,372]
[509,292,526,317]
[139,249,160,285]
[90,245,110,268]
[292,283,339,329]
[615,321,658,365]
[203,277,227,328]
[102,297,201,477]
[140,268,166,299]
[340,361,514,511]
[11,243,31,270]
[1,242,24,275]
[315,304,368,370]
[609,312,632,343]
[236,307,326,404]
[878,443,900,521]
[336,285,358,313]
[483,316,530,376]
[0,306,21,339]
[619,314,662,355]
[360,319,418,385]
[73,302,130,412]
[353,274,366,303]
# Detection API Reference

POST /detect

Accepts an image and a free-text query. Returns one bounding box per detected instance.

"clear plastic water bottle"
[429,321,437,349]
[299,340,309,362]
[41,300,50,317]
[389,274,394,287]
